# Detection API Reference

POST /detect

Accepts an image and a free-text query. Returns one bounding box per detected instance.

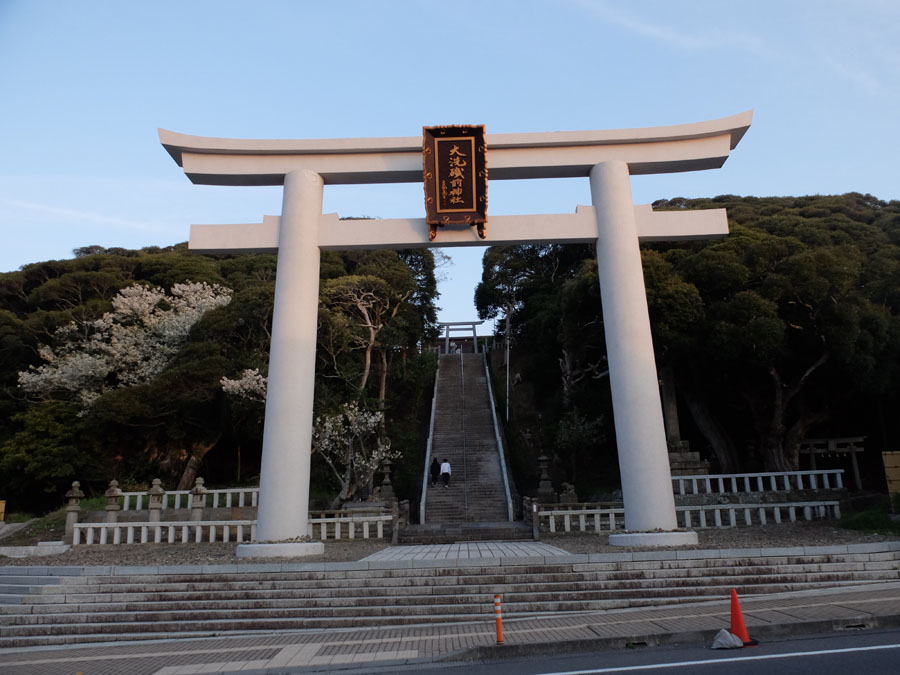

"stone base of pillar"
[608,530,699,547]
[236,542,325,558]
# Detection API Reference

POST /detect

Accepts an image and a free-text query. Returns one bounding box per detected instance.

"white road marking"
[536,643,900,674]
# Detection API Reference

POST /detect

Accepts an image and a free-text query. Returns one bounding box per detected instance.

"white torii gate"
[160,111,752,556]
[437,321,484,354]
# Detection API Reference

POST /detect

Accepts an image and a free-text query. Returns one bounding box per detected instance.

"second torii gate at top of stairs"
[160,110,753,556]
[438,321,484,355]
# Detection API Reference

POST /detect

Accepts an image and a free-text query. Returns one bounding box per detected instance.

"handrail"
[483,352,514,521]
[419,354,442,523]
[459,350,469,516]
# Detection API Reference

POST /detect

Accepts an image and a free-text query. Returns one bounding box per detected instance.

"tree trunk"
[378,349,389,408]
[756,355,829,472]
[681,386,741,472]
[176,436,220,490]
[784,404,829,474]
[760,431,793,473]
[377,349,389,435]
[559,348,574,410]
[359,343,373,393]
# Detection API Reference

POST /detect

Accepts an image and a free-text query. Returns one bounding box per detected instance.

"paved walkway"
[362,541,569,561]
[2,577,899,674]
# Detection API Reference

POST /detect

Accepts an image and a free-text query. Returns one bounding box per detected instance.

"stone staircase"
[419,353,511,530]
[400,521,533,545]
[2,543,898,647]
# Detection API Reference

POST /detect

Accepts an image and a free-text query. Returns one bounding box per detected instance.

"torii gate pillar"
[591,161,680,540]
[237,170,326,557]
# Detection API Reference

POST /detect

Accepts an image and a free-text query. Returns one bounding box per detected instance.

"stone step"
[1,573,885,618]
[0,578,888,649]
[425,352,509,527]
[3,551,893,592]
[2,548,897,648]
[5,563,893,603]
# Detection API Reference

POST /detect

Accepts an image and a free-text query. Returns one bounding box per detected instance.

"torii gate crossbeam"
[160,112,752,556]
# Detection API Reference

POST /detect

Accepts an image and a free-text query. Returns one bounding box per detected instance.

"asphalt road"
[316,629,900,675]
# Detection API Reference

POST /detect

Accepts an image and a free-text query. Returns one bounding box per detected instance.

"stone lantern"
[64,481,84,539]
[380,458,395,504]
[536,453,556,504]
[190,477,208,521]
[104,479,123,523]
[148,478,166,523]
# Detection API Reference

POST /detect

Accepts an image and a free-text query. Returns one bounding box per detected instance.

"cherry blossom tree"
[313,402,400,508]
[18,281,232,409]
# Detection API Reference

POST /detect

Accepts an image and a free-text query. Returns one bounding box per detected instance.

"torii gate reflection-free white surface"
[438,321,484,354]
[160,111,752,556]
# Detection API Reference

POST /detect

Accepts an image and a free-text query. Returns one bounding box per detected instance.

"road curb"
[443,614,900,662]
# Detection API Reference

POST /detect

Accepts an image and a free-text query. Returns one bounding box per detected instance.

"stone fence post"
[104,480,122,523]
[148,478,165,523]
[190,477,207,521]
[64,481,84,542]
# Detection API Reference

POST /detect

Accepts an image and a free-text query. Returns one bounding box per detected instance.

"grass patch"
[80,496,108,510]
[839,506,900,536]
[3,511,37,524]
[0,508,67,546]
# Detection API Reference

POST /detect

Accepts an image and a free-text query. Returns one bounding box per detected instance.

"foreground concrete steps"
[2,545,898,647]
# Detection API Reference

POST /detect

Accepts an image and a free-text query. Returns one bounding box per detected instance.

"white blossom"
[312,402,399,506]
[221,368,268,403]
[18,281,232,409]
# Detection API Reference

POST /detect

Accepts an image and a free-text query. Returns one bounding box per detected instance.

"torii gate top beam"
[159,111,752,186]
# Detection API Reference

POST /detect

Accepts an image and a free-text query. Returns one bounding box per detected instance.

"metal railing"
[482,352,514,521]
[459,350,469,515]
[419,357,442,523]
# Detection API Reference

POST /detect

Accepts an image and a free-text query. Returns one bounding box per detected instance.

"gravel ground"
[1,521,895,567]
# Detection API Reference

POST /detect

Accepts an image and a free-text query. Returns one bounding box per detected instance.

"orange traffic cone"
[730,588,758,646]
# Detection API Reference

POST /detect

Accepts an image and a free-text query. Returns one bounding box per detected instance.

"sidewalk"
[2,574,899,674]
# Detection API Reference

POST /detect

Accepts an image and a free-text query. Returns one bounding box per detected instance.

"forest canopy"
[476,193,900,497]
[0,243,439,512]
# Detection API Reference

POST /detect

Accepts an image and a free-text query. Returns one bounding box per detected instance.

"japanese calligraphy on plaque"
[423,125,487,240]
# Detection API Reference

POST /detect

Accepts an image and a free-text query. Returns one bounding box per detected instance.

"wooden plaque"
[423,125,487,237]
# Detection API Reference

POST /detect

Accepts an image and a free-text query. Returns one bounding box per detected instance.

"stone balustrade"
[672,469,844,495]
[72,513,393,546]
[73,520,257,545]
[679,501,840,528]
[121,486,259,511]
[65,477,394,546]
[537,500,841,535]
[309,513,392,540]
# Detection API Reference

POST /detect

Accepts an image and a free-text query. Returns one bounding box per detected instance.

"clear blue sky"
[2,0,898,325]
